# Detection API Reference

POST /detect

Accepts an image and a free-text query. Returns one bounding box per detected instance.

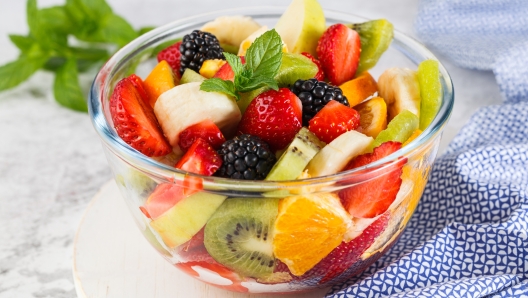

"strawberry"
[142,183,186,219]
[339,142,406,218]
[175,261,248,292]
[110,77,171,157]
[213,56,245,81]
[316,24,361,86]
[157,41,182,78]
[127,74,149,104]
[178,119,226,152]
[237,88,302,151]
[308,100,360,143]
[300,212,389,285]
[301,52,325,81]
[175,138,222,176]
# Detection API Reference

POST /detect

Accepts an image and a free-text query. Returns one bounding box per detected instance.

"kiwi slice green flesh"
[266,127,325,181]
[179,68,205,84]
[348,19,394,74]
[204,198,280,279]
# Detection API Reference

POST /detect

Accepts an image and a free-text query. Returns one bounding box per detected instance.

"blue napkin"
[326,1,528,297]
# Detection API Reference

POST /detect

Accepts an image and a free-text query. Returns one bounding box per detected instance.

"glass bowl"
[88,6,453,294]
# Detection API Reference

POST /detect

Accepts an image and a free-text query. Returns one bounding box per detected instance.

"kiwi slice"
[348,19,394,74]
[275,53,319,87]
[370,109,419,150]
[204,197,280,279]
[179,68,205,84]
[418,59,442,130]
[266,127,325,181]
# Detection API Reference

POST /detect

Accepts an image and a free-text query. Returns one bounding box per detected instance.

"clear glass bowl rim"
[88,6,454,193]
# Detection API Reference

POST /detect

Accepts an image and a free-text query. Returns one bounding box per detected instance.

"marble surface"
[0,0,502,297]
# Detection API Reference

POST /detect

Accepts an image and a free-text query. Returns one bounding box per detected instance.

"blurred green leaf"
[53,58,88,112]
[0,55,49,91]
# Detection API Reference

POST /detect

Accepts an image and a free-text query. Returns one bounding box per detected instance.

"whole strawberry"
[157,41,182,78]
[237,88,302,151]
[317,24,361,86]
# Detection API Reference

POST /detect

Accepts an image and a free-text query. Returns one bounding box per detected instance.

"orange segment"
[402,129,423,147]
[144,60,176,108]
[272,193,352,276]
[354,96,387,138]
[339,72,378,107]
[199,59,226,78]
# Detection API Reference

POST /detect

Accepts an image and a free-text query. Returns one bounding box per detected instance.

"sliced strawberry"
[301,52,325,81]
[308,100,360,143]
[110,77,172,157]
[179,227,206,254]
[300,212,389,285]
[316,24,361,86]
[213,56,245,81]
[175,138,222,176]
[175,261,248,292]
[143,183,186,219]
[157,41,182,78]
[339,142,406,218]
[237,88,302,151]
[178,119,226,152]
[127,74,149,104]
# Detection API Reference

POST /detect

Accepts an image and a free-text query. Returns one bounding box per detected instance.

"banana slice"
[378,68,421,121]
[238,26,289,56]
[154,82,241,149]
[201,16,262,47]
[305,130,373,177]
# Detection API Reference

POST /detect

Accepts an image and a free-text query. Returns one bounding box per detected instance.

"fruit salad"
[106,0,444,293]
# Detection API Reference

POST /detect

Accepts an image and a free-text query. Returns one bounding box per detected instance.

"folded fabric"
[326,1,528,297]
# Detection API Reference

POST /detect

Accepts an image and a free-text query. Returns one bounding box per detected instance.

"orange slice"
[144,60,176,108]
[199,59,226,78]
[339,71,378,107]
[354,96,387,138]
[402,129,423,147]
[272,193,352,276]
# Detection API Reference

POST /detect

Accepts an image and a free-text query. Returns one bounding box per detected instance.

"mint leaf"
[27,0,68,51]
[95,13,138,47]
[238,76,278,93]
[224,52,243,77]
[39,6,74,34]
[9,35,36,53]
[245,29,282,80]
[0,55,48,91]
[200,78,239,100]
[53,58,88,112]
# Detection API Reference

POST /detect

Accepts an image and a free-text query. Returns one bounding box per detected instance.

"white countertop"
[0,0,503,297]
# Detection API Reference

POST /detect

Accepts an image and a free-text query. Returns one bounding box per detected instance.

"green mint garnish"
[0,0,152,112]
[200,29,283,100]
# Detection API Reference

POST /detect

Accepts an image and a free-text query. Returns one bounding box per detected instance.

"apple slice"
[305,130,373,177]
[150,191,227,248]
[274,0,326,56]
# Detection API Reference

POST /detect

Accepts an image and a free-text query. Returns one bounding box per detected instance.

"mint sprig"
[0,0,152,112]
[200,29,283,100]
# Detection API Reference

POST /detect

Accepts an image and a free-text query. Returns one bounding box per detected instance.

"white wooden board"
[72,180,329,298]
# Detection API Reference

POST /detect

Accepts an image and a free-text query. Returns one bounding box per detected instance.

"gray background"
[0,0,502,297]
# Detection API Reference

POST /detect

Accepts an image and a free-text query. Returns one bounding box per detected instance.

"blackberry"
[216,135,276,180]
[291,78,350,126]
[179,30,224,74]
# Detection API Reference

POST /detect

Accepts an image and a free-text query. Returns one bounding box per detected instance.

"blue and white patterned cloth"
[327,1,528,297]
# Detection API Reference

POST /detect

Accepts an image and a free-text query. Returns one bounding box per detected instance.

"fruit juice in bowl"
[89,0,453,294]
